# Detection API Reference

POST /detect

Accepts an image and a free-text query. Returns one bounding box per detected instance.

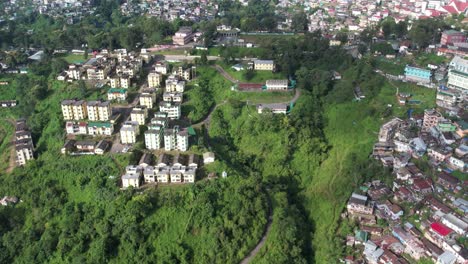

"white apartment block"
[447,56,468,94]
[87,122,114,136]
[145,125,164,150]
[140,93,155,109]
[159,102,181,119]
[86,101,111,121]
[16,142,34,166]
[87,67,109,80]
[163,92,183,102]
[164,126,189,151]
[120,121,139,144]
[109,75,131,89]
[130,106,148,125]
[148,71,162,88]
[165,75,185,92]
[154,61,169,75]
[265,79,288,90]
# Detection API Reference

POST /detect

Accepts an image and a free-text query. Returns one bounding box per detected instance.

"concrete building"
[148,71,162,88]
[253,59,275,71]
[159,101,181,119]
[130,106,148,125]
[257,103,288,114]
[120,121,139,144]
[163,92,183,102]
[87,122,113,136]
[61,99,87,121]
[139,90,156,109]
[107,88,127,102]
[109,75,131,89]
[404,65,432,84]
[165,75,185,92]
[440,30,466,46]
[447,56,468,94]
[86,100,111,121]
[145,125,164,150]
[172,26,194,45]
[423,109,442,132]
[14,120,34,166]
[265,79,288,90]
[164,126,189,151]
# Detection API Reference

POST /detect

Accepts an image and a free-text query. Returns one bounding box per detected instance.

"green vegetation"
[372,56,407,75]
[217,62,285,83]
[61,53,87,64]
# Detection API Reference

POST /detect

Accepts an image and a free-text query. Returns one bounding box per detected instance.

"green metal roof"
[108,88,127,94]
[88,122,112,128]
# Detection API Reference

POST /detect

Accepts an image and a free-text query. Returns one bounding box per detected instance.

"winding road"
[240,210,273,264]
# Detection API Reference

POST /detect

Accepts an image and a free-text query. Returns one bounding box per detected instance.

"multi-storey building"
[120,121,139,144]
[148,71,162,88]
[145,124,164,150]
[253,59,275,71]
[87,66,109,80]
[165,75,185,92]
[447,56,468,94]
[164,126,189,151]
[440,30,466,46]
[130,106,148,125]
[174,66,191,81]
[423,109,442,132]
[66,65,82,80]
[347,193,374,215]
[159,102,181,119]
[86,100,111,121]
[61,99,87,121]
[162,92,183,102]
[140,90,156,109]
[172,27,194,45]
[154,61,169,75]
[14,119,34,166]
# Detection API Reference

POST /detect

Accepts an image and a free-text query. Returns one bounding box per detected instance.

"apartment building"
[86,100,111,121]
[65,121,88,135]
[163,92,183,102]
[120,121,140,144]
[164,126,189,151]
[172,26,194,45]
[423,109,442,132]
[159,101,181,119]
[253,59,276,71]
[14,119,34,166]
[61,99,87,121]
[174,66,191,81]
[130,106,148,125]
[87,66,109,80]
[447,56,468,94]
[440,30,466,46]
[66,64,82,80]
[145,124,164,150]
[154,61,169,75]
[148,71,162,88]
[109,75,131,89]
[165,75,185,92]
[139,89,156,109]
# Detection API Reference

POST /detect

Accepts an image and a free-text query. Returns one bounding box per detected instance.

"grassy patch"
[217,62,286,83]
[373,57,407,76]
[60,53,87,64]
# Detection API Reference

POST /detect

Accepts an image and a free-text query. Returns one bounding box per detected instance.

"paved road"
[163,55,220,62]
[239,193,273,264]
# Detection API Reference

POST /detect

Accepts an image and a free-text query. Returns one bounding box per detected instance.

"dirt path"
[191,100,227,128]
[5,119,16,173]
[212,65,238,83]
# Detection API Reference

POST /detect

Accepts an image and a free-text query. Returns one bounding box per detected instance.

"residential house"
[154,61,169,75]
[95,140,110,155]
[163,125,189,151]
[143,166,155,183]
[87,122,114,136]
[423,109,442,132]
[163,92,183,102]
[140,90,156,109]
[441,214,468,235]
[203,152,215,164]
[347,193,374,216]
[447,56,468,94]
[437,172,460,190]
[65,121,88,135]
[172,27,194,45]
[145,125,164,150]
[441,30,466,45]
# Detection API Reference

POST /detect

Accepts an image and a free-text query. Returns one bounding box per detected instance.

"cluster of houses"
[141,62,195,152]
[61,139,110,156]
[121,152,215,188]
[343,111,467,263]
[57,49,150,102]
[14,119,34,166]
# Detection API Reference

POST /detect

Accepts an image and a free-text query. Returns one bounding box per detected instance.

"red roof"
[442,5,458,14]
[431,222,453,236]
[454,0,468,12]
